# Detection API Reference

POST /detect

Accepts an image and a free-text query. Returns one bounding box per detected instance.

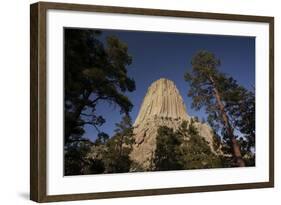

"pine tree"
[153,120,222,171]
[102,115,135,173]
[64,29,135,144]
[178,120,222,169]
[225,88,256,166]
[64,29,136,175]
[185,50,245,167]
[64,139,99,175]
[226,89,255,152]
[154,126,183,171]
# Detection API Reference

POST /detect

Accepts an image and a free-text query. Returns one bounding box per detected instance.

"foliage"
[226,89,255,152]
[64,29,136,175]
[64,139,105,175]
[154,126,183,171]
[154,119,222,171]
[184,50,255,166]
[102,115,135,173]
[65,115,136,175]
[64,29,135,144]
[179,120,222,169]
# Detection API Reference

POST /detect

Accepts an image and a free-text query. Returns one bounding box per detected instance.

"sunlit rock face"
[130,78,216,171]
[134,78,190,126]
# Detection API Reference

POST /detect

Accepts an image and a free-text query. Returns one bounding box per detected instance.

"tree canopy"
[154,119,222,171]
[64,29,136,175]
[64,29,135,144]
[185,50,255,167]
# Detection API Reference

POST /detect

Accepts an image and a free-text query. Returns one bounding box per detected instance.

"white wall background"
[0,0,279,204]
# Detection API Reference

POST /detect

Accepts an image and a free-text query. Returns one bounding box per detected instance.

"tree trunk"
[209,75,245,167]
[118,135,124,157]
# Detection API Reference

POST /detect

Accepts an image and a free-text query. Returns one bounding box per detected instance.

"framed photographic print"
[30,1,274,202]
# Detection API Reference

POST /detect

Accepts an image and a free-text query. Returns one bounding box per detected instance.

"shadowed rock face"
[130,78,216,171]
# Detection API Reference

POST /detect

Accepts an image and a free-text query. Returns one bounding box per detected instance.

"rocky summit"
[130,78,216,170]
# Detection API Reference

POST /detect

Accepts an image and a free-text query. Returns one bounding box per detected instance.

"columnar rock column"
[134,78,190,126]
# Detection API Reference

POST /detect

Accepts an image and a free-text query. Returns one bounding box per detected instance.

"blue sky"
[82,29,255,141]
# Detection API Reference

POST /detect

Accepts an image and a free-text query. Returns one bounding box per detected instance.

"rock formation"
[130,78,216,170]
[134,78,190,125]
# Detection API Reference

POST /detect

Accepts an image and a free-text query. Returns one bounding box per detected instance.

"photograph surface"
[63,28,255,176]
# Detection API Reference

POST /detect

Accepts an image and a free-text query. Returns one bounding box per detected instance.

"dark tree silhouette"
[64,29,135,144]
[102,115,135,173]
[64,29,135,175]
[154,126,183,171]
